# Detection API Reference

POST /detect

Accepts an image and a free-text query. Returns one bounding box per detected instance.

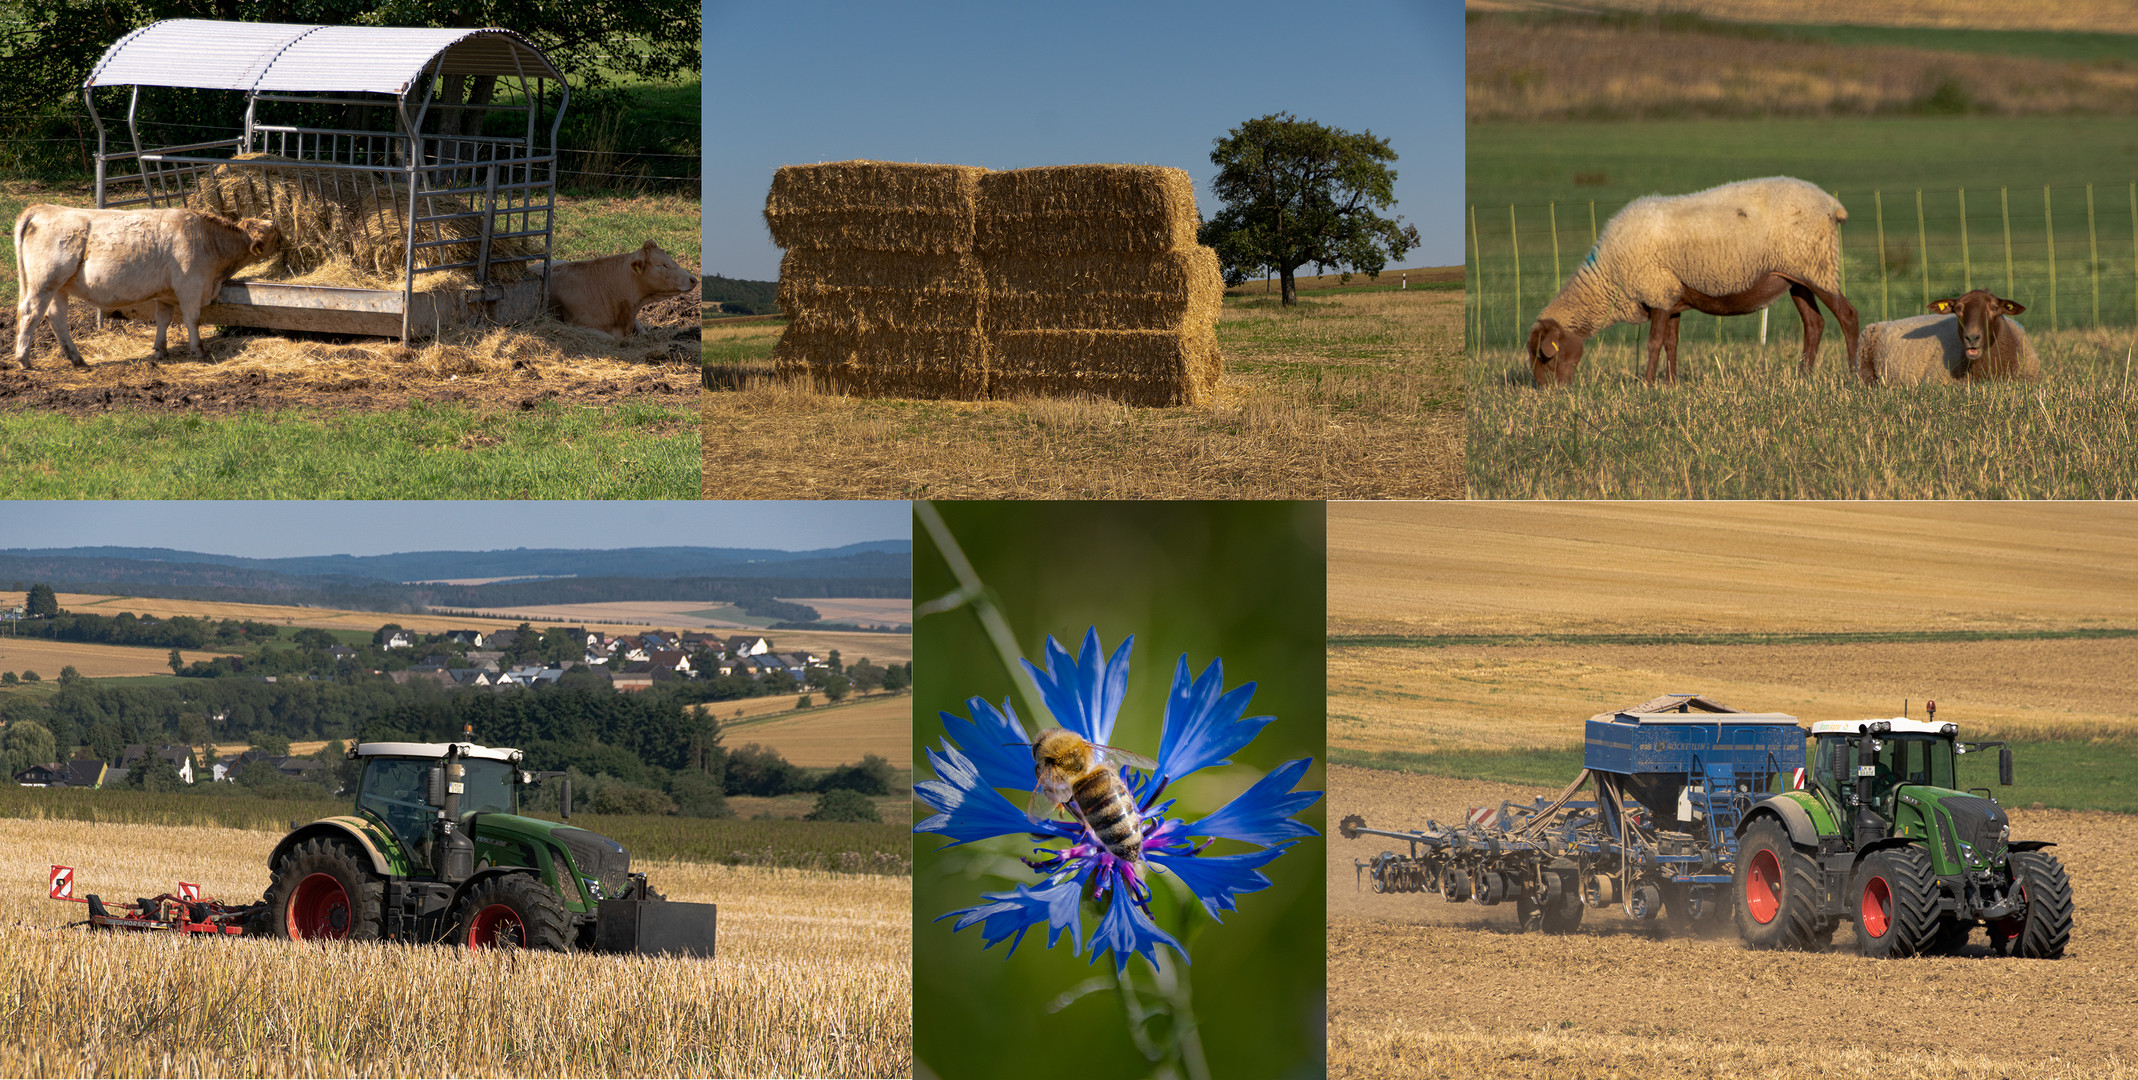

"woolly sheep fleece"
[1860,313,2042,385]
[1540,176,1847,336]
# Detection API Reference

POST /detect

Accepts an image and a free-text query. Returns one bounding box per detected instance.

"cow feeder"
[82,19,569,341]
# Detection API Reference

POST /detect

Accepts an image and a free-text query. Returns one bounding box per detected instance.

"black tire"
[1538,863,1584,934]
[450,874,571,952]
[1993,851,2074,959]
[1662,881,1728,937]
[1925,918,1973,956]
[1733,818,1823,951]
[266,837,385,942]
[1853,846,1940,959]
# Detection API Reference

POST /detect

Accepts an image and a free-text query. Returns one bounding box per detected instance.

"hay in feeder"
[775,249,985,332]
[983,247,1223,331]
[774,324,989,400]
[764,161,984,253]
[186,153,540,290]
[976,165,1201,255]
[989,326,1220,407]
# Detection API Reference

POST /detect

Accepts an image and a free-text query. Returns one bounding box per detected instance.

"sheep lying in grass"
[1860,289,2040,385]
[1527,176,1861,387]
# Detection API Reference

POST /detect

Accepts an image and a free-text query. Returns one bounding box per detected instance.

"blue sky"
[703,0,1464,281]
[0,503,912,559]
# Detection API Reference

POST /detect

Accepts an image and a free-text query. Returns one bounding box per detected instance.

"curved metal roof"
[85,18,563,98]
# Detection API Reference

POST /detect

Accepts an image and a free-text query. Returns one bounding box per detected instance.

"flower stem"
[914,501,1046,725]
[1153,951,1212,1080]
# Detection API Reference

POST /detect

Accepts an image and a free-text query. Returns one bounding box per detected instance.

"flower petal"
[938,879,1083,958]
[1087,875,1186,972]
[1186,758,1322,847]
[937,696,1035,795]
[1155,654,1274,784]
[1149,845,1287,922]
[915,742,1071,846]
[1019,628,1133,745]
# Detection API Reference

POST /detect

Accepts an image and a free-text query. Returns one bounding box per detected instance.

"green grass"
[1336,739,2138,814]
[0,400,698,499]
[1331,628,2138,649]
[1467,325,2138,498]
[0,787,909,873]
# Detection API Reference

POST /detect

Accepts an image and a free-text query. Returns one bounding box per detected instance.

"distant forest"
[705,275,779,316]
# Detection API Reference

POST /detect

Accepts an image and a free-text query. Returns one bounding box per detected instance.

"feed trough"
[83,18,569,340]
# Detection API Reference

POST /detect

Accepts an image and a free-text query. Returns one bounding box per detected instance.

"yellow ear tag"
[1543,340,1558,357]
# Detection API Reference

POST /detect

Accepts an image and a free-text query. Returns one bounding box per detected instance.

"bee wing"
[1027,785,1065,825]
[1092,743,1161,776]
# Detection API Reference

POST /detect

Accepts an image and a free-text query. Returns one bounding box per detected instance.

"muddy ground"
[0,290,703,416]
[1329,764,2138,1073]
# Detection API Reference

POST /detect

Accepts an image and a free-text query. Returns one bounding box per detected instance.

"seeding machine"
[46,740,717,956]
[1340,694,2073,958]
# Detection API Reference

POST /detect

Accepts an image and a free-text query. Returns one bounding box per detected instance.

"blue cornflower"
[915,628,1321,972]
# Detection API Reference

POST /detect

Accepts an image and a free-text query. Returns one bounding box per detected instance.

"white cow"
[12,204,281,369]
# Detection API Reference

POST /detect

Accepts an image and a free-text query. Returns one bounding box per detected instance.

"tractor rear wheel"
[1853,847,1940,959]
[1991,851,2074,959]
[451,874,571,952]
[1734,818,1822,951]
[267,837,384,942]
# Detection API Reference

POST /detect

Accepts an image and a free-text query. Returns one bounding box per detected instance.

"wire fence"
[1468,182,2138,355]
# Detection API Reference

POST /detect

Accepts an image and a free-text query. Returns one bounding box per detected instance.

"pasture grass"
[1465,326,2138,498]
[0,399,698,499]
[701,288,1463,499]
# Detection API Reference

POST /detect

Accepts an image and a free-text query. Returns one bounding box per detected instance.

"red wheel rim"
[1745,849,1782,924]
[287,872,351,940]
[466,903,526,949]
[1861,875,1893,937]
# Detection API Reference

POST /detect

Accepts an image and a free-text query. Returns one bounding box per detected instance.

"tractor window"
[1872,736,1954,796]
[357,758,436,855]
[1811,736,1851,809]
[459,760,517,816]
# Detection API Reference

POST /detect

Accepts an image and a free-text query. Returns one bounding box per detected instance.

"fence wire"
[1468,182,2138,355]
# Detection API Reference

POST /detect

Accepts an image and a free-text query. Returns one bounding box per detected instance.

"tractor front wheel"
[268,837,384,942]
[1733,818,1822,951]
[451,874,571,952]
[1991,851,2074,959]
[1853,847,1940,959]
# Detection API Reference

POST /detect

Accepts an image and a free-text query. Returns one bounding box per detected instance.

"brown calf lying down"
[12,205,281,369]
[547,241,698,341]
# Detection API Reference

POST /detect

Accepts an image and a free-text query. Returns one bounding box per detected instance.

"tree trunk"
[1280,266,1298,306]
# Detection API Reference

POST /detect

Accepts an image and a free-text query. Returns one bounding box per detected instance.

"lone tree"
[25,584,58,619]
[1199,113,1422,306]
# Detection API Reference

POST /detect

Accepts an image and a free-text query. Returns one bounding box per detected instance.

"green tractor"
[1733,708,2072,958]
[260,741,716,955]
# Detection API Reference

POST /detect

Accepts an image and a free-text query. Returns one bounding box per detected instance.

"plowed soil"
[1328,764,2138,1079]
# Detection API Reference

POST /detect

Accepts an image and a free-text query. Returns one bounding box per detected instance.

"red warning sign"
[177,882,201,903]
[49,865,73,900]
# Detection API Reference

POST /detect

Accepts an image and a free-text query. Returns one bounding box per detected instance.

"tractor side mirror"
[1999,746,2014,786]
[560,776,572,820]
[426,766,446,807]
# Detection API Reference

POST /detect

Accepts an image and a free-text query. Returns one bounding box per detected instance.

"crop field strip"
[0,818,909,1078]
[1325,767,2138,1080]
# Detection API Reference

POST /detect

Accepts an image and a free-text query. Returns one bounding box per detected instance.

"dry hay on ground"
[0,818,910,1078]
[1470,0,2138,34]
[1,296,700,415]
[763,160,1222,405]
[1326,766,2138,1079]
[187,154,542,289]
[0,637,232,678]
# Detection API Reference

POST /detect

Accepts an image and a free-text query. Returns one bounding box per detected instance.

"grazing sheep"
[1860,290,2040,385]
[1527,176,1861,387]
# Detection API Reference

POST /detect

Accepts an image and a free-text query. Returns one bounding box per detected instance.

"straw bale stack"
[187,153,537,288]
[765,159,1223,405]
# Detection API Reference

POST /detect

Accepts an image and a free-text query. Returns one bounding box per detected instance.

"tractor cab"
[350,742,528,870]
[1807,709,2013,857]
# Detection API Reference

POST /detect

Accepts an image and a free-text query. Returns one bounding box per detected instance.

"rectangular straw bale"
[776,248,985,332]
[976,165,1200,255]
[774,324,989,400]
[764,161,985,253]
[983,246,1223,331]
[990,325,1219,407]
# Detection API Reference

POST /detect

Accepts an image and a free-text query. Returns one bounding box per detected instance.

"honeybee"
[1029,727,1161,873]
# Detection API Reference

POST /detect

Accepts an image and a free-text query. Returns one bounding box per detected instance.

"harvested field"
[0,818,910,1078]
[449,598,911,632]
[1469,0,2138,35]
[0,638,232,678]
[1327,766,2138,1079]
[720,694,911,768]
[1329,502,2138,638]
[703,286,1463,498]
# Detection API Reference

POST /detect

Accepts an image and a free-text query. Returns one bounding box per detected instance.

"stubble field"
[0,637,234,678]
[0,818,910,1078]
[700,283,1463,499]
[1325,766,2138,1080]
